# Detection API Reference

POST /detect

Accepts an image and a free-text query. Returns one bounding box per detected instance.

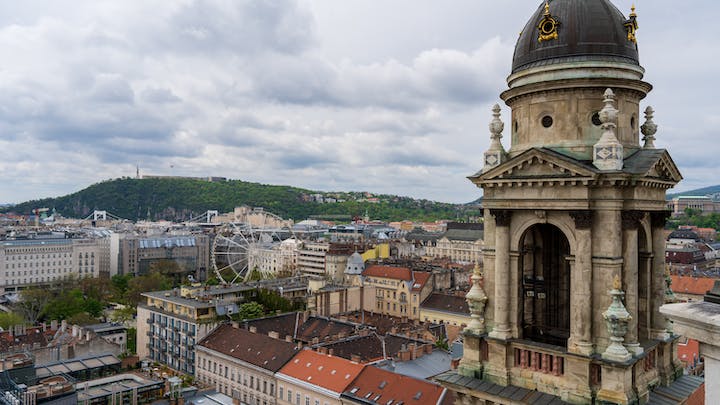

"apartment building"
[297,241,328,277]
[276,350,364,405]
[359,265,434,320]
[136,284,255,374]
[196,323,298,404]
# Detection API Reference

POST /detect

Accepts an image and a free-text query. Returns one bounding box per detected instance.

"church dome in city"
[512,0,639,73]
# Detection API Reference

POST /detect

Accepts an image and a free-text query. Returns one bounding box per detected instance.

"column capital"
[569,210,593,230]
[621,210,645,230]
[490,209,512,227]
[650,211,671,228]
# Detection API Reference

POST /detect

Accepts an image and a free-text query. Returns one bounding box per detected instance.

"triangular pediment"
[624,149,683,184]
[470,148,598,184]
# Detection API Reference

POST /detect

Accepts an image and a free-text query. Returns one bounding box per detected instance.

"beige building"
[136,283,254,374]
[359,265,433,320]
[0,234,107,293]
[425,223,484,264]
[438,1,688,404]
[196,323,298,403]
[667,195,720,216]
[276,349,364,405]
[297,241,329,277]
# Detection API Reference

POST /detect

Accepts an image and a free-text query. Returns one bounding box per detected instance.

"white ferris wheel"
[210,209,297,284]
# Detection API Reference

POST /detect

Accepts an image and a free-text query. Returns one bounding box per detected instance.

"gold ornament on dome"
[624,5,639,43]
[537,1,560,43]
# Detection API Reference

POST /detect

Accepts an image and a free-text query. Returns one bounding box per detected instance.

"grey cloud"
[141,87,181,104]
[89,76,134,103]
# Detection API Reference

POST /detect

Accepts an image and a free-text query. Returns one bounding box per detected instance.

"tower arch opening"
[519,223,571,347]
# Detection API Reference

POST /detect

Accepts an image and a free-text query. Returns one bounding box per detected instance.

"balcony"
[512,342,565,377]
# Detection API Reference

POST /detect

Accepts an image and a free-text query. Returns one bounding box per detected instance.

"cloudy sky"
[0,0,717,204]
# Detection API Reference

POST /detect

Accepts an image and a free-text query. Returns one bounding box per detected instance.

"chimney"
[359,328,369,337]
[231,321,240,329]
[328,348,334,356]
[268,331,280,339]
[41,323,47,332]
[297,342,303,350]
[51,320,58,331]
[424,344,433,354]
[61,320,67,332]
[285,335,293,343]
[350,354,362,363]
[390,327,398,334]
[318,347,328,355]
[249,326,257,333]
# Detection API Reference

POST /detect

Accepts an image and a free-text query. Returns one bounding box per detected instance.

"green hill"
[668,184,720,199]
[3,178,476,222]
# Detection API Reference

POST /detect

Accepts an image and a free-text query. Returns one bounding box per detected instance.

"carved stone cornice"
[490,209,512,227]
[621,210,645,230]
[569,210,593,230]
[650,211,671,228]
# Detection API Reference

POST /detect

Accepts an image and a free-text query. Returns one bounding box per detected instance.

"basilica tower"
[438,1,684,404]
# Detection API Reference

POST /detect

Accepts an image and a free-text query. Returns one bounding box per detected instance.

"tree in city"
[235,302,264,320]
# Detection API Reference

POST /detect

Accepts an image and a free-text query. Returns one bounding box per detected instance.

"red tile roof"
[412,271,432,292]
[363,265,412,281]
[278,349,365,394]
[671,275,718,296]
[343,366,451,405]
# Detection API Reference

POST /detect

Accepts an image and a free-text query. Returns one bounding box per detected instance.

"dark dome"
[512,0,639,73]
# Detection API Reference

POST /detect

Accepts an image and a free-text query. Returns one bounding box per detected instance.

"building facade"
[113,233,210,279]
[136,284,255,374]
[196,323,298,404]
[0,234,107,293]
[359,265,433,320]
[438,1,685,403]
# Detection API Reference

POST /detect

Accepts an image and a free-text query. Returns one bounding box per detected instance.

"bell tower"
[438,1,684,404]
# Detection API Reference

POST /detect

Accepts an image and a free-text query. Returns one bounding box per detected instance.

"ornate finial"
[602,277,632,361]
[483,104,507,172]
[538,1,560,43]
[593,88,624,171]
[489,104,504,136]
[641,106,657,148]
[465,261,488,335]
[630,4,636,17]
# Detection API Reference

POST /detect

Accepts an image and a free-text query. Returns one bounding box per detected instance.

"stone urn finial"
[465,262,488,334]
[602,274,633,362]
[483,104,507,172]
[593,88,624,171]
[641,106,658,149]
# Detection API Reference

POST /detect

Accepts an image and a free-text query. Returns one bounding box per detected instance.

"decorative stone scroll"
[621,210,645,230]
[490,209,512,227]
[569,210,593,230]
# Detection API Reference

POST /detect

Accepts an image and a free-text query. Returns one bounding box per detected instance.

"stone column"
[622,210,644,354]
[650,212,671,340]
[569,210,593,355]
[489,209,512,340]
